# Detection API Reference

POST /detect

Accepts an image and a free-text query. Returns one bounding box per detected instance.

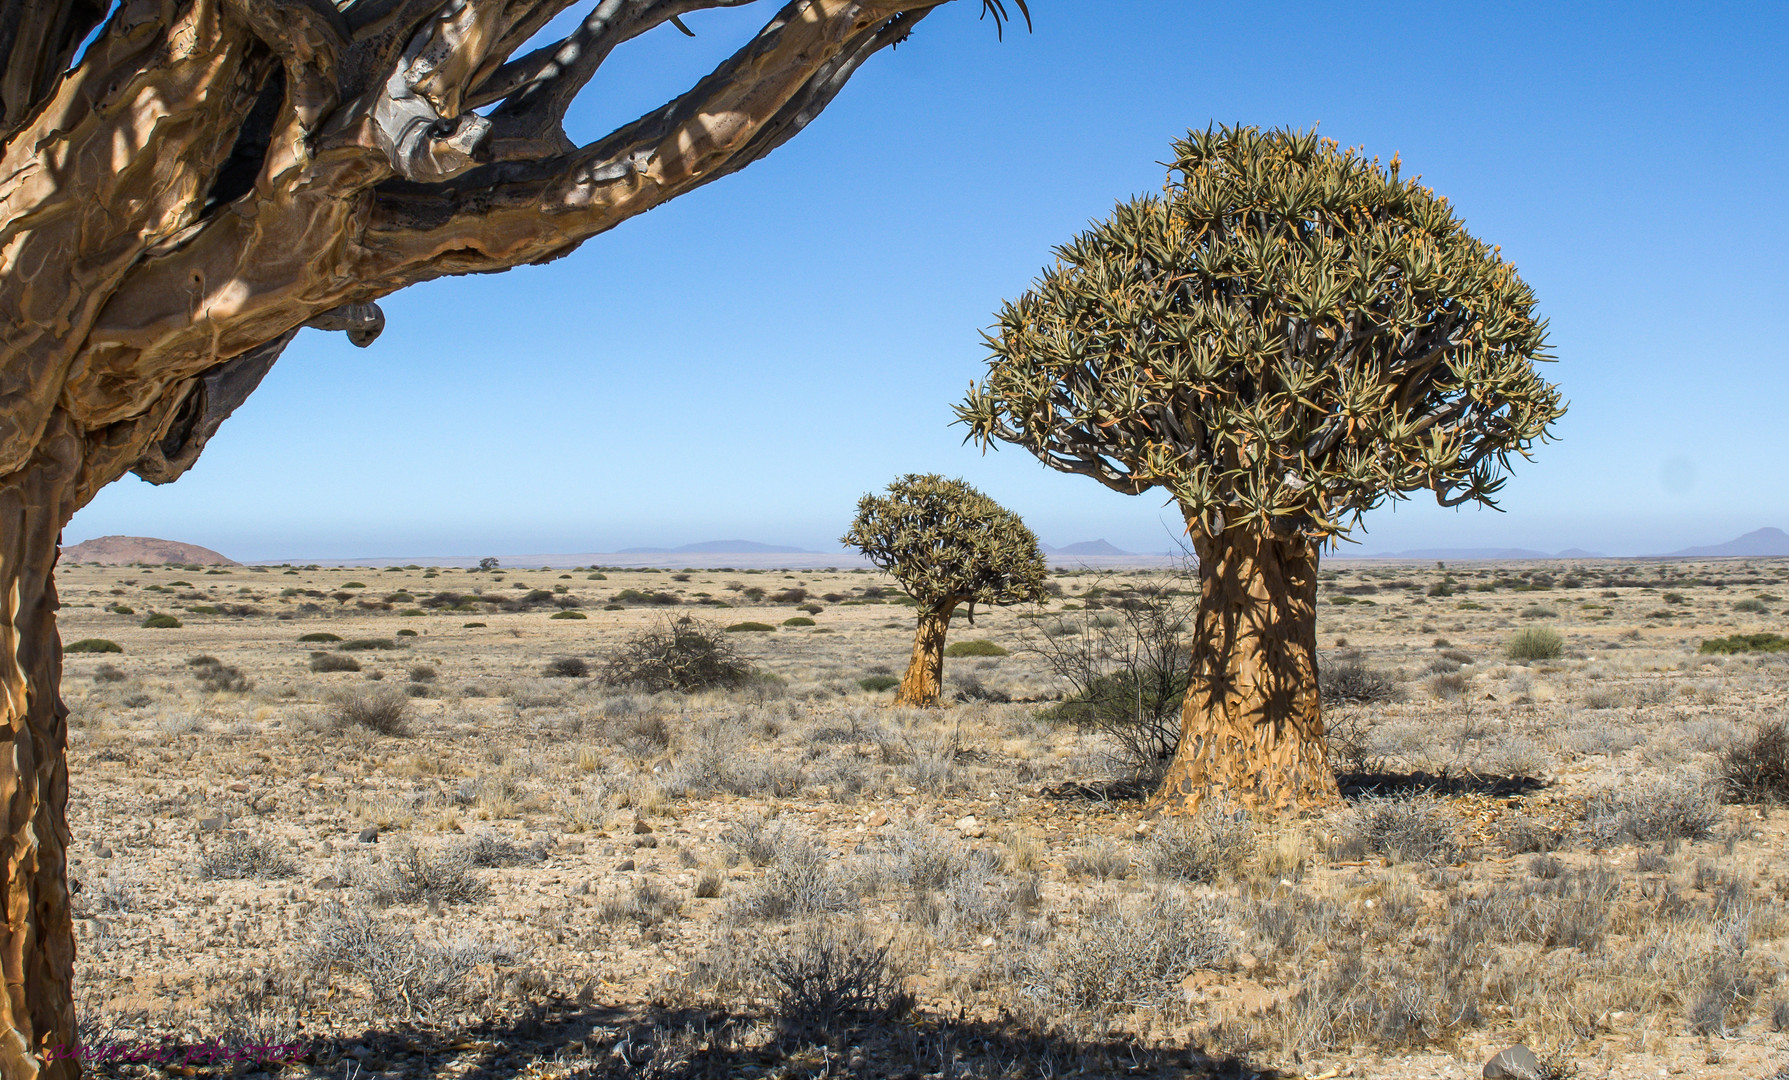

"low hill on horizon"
[1042,539,1132,556]
[1663,526,1789,558]
[64,535,235,566]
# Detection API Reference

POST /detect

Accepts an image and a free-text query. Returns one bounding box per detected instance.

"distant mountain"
[1047,539,1132,556]
[64,535,235,565]
[617,540,816,555]
[1555,548,1608,558]
[1664,527,1789,558]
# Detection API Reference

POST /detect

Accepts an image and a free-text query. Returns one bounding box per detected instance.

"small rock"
[197,815,227,831]
[633,819,654,834]
[615,859,636,872]
[91,842,113,858]
[227,781,249,793]
[357,827,379,844]
[313,876,340,890]
[1234,952,1258,972]
[954,815,983,838]
[866,810,888,828]
[1483,1044,1541,1080]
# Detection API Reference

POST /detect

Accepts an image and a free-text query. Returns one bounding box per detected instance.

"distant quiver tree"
[843,474,1046,706]
[0,0,1029,1069]
[958,125,1565,813]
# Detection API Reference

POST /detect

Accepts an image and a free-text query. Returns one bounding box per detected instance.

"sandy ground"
[53,556,1789,1079]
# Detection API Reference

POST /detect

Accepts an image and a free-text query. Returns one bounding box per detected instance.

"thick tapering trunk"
[1151,517,1338,815]
[894,601,956,707]
[0,419,78,1079]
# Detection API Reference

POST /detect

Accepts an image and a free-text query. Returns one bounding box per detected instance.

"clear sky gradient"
[67,1,1789,561]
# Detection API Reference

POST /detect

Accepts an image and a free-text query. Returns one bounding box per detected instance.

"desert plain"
[52,554,1789,1079]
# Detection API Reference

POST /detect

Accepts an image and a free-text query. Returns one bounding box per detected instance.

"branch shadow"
[268,1002,1282,1080]
[1336,769,1547,800]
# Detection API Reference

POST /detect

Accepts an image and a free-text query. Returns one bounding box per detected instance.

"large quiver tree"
[959,125,1565,814]
[843,473,1045,706]
[0,0,1026,1072]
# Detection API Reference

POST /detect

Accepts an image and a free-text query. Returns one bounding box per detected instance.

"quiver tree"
[843,474,1046,706]
[958,125,1565,814]
[0,0,1026,1071]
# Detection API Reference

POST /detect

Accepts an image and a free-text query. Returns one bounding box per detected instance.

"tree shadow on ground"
[1336,769,1546,800]
[250,1002,1284,1080]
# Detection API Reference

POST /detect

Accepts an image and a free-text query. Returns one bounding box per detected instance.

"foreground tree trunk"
[1150,517,1339,815]
[895,601,956,707]
[0,420,79,1080]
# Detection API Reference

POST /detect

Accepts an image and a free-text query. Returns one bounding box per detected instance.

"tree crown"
[842,474,1047,613]
[957,125,1565,540]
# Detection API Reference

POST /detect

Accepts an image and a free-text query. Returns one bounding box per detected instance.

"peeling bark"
[1150,517,1339,815]
[0,414,78,1080]
[895,601,955,707]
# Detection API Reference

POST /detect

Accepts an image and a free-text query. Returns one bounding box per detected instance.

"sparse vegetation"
[309,653,361,673]
[1719,719,1789,803]
[139,613,181,629]
[299,631,343,643]
[1318,660,1403,705]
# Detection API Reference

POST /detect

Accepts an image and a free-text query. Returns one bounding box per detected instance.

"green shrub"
[1517,605,1557,620]
[395,629,418,637]
[1700,633,1789,655]
[309,653,361,673]
[399,608,425,617]
[550,610,587,620]
[186,605,219,615]
[612,588,680,606]
[109,604,134,615]
[1734,598,1770,614]
[298,632,342,643]
[782,616,816,627]
[462,622,486,628]
[65,639,122,654]
[339,638,398,651]
[1504,626,1564,662]
[341,581,367,589]
[858,674,899,692]
[140,613,181,629]
[945,639,1008,657]
[726,622,775,633]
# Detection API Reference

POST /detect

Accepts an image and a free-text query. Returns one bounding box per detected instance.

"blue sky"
[67,1,1788,560]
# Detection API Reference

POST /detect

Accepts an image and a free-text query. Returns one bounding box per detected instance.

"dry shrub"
[1319,660,1404,705]
[365,843,490,905]
[1719,718,1789,803]
[327,686,409,735]
[198,835,295,881]
[309,652,361,673]
[1581,777,1722,844]
[543,655,589,678]
[1334,795,1461,865]
[599,616,754,693]
[1145,805,1255,882]
[758,920,909,1030]
[1014,888,1229,1014]
[310,906,517,1019]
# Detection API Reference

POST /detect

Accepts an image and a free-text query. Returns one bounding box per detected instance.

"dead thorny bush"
[364,843,491,905]
[1145,805,1256,882]
[758,920,911,1029]
[1719,717,1789,803]
[1580,777,1723,845]
[309,906,519,1020]
[325,685,410,735]
[1319,659,1404,705]
[198,835,296,881]
[1332,795,1461,865]
[599,616,755,693]
[1012,887,1229,1015]
[1024,569,1194,782]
